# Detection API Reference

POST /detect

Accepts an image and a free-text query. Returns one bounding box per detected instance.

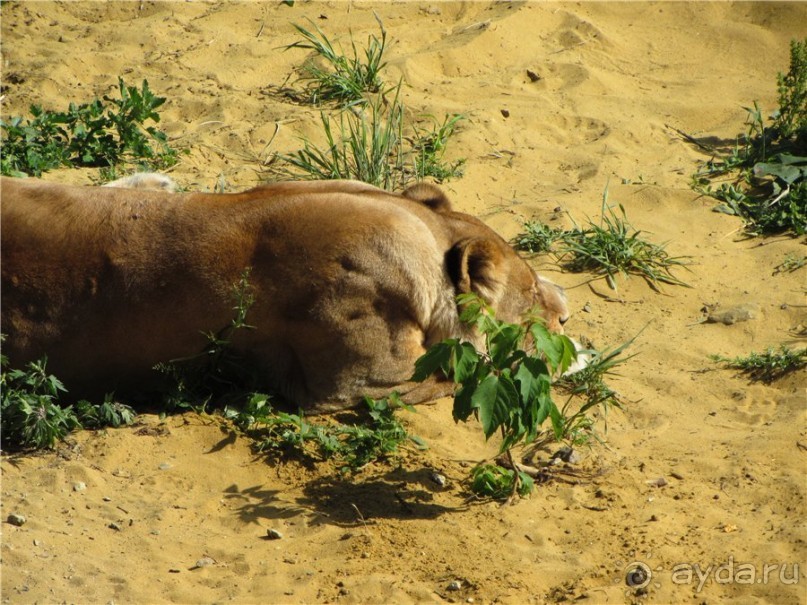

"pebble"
[552,446,580,464]
[73,482,86,492]
[646,477,668,488]
[194,557,215,568]
[705,305,756,325]
[430,472,447,487]
[158,462,172,471]
[103,497,112,502]
[266,529,283,540]
[7,514,26,526]
[447,580,463,591]
[108,522,122,531]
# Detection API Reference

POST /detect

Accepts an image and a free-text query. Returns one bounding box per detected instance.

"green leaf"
[488,323,523,367]
[411,340,455,382]
[452,342,480,384]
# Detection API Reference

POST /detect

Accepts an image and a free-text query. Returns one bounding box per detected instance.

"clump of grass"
[691,38,807,236]
[0,78,180,177]
[269,85,465,190]
[513,221,567,254]
[283,16,387,107]
[711,345,807,383]
[410,113,466,182]
[514,185,691,291]
[273,90,407,190]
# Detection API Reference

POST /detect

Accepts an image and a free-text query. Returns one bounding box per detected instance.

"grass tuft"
[283,16,387,107]
[515,185,691,291]
[711,345,807,383]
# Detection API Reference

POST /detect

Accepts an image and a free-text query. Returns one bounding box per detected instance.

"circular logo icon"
[624,561,652,589]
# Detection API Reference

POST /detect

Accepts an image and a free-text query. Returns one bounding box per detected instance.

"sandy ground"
[1,2,806,604]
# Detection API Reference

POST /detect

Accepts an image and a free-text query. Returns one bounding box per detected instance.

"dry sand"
[1,2,805,604]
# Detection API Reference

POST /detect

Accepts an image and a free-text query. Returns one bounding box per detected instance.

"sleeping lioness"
[1,176,570,411]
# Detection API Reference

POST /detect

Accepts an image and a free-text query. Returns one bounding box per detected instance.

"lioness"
[1,176,570,411]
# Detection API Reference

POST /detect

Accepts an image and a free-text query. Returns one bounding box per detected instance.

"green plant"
[773,253,807,274]
[283,16,387,107]
[691,38,807,235]
[270,85,465,190]
[514,186,691,291]
[224,393,420,472]
[1,78,180,177]
[559,187,691,290]
[711,345,807,382]
[471,463,533,499]
[513,220,567,254]
[274,89,407,190]
[411,294,624,500]
[1,345,136,451]
[410,113,466,182]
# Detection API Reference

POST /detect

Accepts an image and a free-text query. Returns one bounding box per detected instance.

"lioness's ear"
[402,183,453,213]
[447,238,505,305]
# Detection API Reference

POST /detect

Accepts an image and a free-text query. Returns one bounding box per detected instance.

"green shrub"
[1,78,180,177]
[691,38,807,235]
[412,294,627,500]
[1,347,136,451]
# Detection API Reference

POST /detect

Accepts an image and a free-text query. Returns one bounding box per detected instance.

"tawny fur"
[1,176,570,411]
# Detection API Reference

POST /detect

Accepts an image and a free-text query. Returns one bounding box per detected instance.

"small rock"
[266,529,283,540]
[194,557,215,568]
[500,109,510,118]
[7,514,26,526]
[705,305,756,325]
[430,472,447,487]
[526,69,541,82]
[646,477,668,488]
[552,445,580,464]
[447,580,463,591]
[33,539,42,546]
[103,497,112,502]
[73,482,86,492]
[108,522,122,531]
[158,462,172,471]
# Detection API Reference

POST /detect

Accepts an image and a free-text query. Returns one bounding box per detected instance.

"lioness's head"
[403,184,570,333]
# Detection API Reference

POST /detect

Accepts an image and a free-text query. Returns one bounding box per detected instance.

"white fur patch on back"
[103,172,177,192]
